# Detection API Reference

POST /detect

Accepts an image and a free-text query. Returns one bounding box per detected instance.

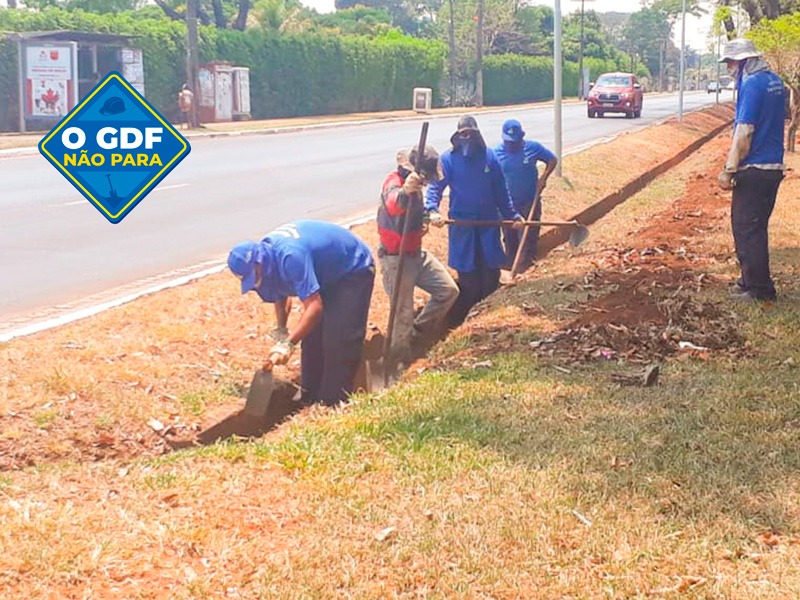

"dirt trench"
[0,106,738,471]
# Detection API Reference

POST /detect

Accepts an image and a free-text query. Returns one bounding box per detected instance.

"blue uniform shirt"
[426,147,519,272]
[493,140,556,211]
[254,220,373,302]
[736,70,785,167]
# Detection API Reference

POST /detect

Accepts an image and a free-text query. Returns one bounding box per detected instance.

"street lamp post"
[678,0,687,123]
[476,0,484,107]
[554,0,563,176]
[579,0,584,99]
[716,34,721,104]
[571,0,595,100]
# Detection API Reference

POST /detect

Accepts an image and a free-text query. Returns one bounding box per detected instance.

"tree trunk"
[719,0,737,39]
[742,0,763,24]
[232,0,251,31]
[212,0,227,29]
[197,7,212,26]
[186,0,201,128]
[155,0,183,21]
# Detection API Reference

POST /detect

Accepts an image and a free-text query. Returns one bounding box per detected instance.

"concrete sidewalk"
[0,98,584,154]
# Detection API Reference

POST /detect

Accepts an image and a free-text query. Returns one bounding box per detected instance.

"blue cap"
[502,119,525,142]
[227,241,259,294]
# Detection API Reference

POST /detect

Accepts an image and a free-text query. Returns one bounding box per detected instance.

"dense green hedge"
[0,8,444,130]
[483,54,632,105]
[214,29,444,118]
[0,7,654,128]
[0,36,17,131]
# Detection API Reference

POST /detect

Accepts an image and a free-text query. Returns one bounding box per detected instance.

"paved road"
[0,91,722,324]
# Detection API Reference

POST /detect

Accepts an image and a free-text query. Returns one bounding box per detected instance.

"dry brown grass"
[8,105,797,599]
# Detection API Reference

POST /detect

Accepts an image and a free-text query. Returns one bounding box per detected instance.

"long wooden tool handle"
[510,192,543,277]
[383,121,429,384]
[444,218,579,227]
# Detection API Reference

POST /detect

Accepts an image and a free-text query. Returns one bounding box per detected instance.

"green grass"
[32,409,58,429]
[6,112,800,598]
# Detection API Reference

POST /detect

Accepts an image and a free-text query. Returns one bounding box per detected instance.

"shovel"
[443,218,590,248]
[243,351,284,417]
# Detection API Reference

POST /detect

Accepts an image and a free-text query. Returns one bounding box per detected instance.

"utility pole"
[475,0,484,107]
[554,0,563,177]
[448,0,456,106]
[697,49,702,91]
[716,34,721,104]
[186,0,200,128]
[579,0,585,99]
[571,0,595,100]
[678,0,687,123]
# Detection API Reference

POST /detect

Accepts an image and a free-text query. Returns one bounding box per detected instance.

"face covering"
[455,136,475,157]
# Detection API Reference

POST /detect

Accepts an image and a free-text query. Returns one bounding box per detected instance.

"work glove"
[512,215,526,230]
[269,326,289,341]
[402,172,425,195]
[717,170,735,191]
[265,340,295,369]
[427,211,446,228]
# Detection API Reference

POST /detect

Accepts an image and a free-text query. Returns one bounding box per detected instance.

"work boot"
[729,290,756,303]
[730,290,776,303]
[728,280,747,296]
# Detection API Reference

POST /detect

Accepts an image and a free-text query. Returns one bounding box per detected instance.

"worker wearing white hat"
[717,38,786,302]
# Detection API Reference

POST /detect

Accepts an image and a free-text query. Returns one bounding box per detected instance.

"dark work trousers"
[300,266,375,406]
[447,241,500,329]
[732,169,783,300]
[503,200,541,272]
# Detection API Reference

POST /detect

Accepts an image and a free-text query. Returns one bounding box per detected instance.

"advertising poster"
[25,44,77,118]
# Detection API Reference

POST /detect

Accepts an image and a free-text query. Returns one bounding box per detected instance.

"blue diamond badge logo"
[39,72,191,224]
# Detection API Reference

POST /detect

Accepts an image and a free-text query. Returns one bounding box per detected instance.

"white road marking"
[47,183,191,207]
[1,102,719,343]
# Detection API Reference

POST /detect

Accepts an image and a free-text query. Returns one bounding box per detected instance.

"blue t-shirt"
[736,70,785,166]
[254,220,373,302]
[493,141,556,210]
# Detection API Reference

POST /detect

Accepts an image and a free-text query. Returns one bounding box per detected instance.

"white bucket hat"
[718,38,762,62]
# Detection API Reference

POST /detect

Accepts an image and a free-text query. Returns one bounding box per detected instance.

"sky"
[297,0,716,51]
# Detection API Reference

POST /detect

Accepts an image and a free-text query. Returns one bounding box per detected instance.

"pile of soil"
[430,138,750,370]
[533,270,746,364]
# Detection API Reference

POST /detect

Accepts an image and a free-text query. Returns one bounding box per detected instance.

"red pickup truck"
[587,72,643,119]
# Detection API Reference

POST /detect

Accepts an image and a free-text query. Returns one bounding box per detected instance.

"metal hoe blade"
[568,224,590,247]
[244,368,275,417]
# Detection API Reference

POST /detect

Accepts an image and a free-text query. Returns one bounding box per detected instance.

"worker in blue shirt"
[494,119,558,272]
[717,39,785,302]
[426,115,524,327]
[228,220,375,406]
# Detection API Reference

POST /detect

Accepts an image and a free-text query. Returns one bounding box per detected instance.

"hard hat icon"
[99,96,126,116]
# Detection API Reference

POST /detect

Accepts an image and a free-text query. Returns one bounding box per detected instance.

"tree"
[514,5,553,55]
[311,6,394,36]
[150,0,252,30]
[624,7,673,90]
[562,10,620,63]
[740,0,800,24]
[749,13,800,151]
[20,0,143,11]
[433,0,530,104]
[334,0,439,35]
